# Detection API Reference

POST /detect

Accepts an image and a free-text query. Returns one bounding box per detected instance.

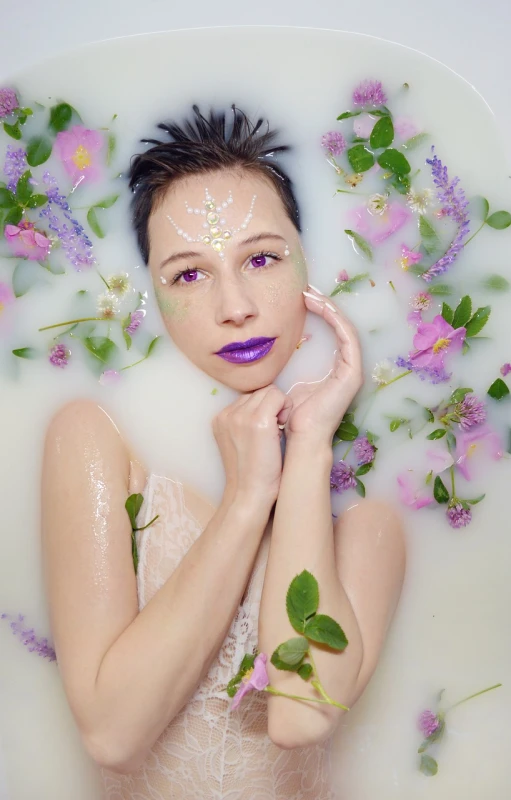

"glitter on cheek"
[264,281,283,305]
[155,287,190,322]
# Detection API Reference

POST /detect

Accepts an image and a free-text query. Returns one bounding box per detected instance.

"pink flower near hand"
[353,114,376,139]
[400,244,423,271]
[55,124,103,186]
[231,653,270,710]
[455,426,504,481]
[348,202,411,246]
[397,472,434,510]
[5,220,51,261]
[410,315,465,370]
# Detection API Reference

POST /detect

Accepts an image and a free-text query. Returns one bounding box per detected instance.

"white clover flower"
[107,272,131,296]
[96,292,120,319]
[367,193,388,215]
[372,359,395,386]
[406,188,433,214]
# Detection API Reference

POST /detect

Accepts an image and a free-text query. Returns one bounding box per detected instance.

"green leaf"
[465,306,491,337]
[49,102,73,133]
[389,173,411,194]
[377,148,411,175]
[146,336,160,357]
[83,336,117,363]
[434,476,450,504]
[365,430,379,445]
[4,206,23,226]
[125,493,143,528]
[297,663,313,681]
[389,418,404,432]
[12,259,47,297]
[337,110,362,120]
[446,431,457,451]
[12,347,38,359]
[419,215,442,256]
[347,145,375,173]
[304,614,348,651]
[418,739,431,754]
[469,195,489,222]
[486,211,511,230]
[344,229,373,261]
[334,418,359,441]
[429,284,452,296]
[419,754,438,777]
[426,428,446,440]
[25,193,48,209]
[330,272,370,296]
[93,194,119,209]
[355,478,366,497]
[275,637,309,666]
[131,531,138,573]
[286,570,319,634]
[482,274,510,292]
[452,295,472,328]
[26,136,53,167]
[87,207,105,238]
[3,121,22,140]
[107,133,116,166]
[466,494,485,505]
[16,171,34,204]
[441,303,454,325]
[401,132,429,151]
[226,653,256,695]
[0,188,17,208]
[270,650,301,672]
[449,387,473,404]
[424,408,435,423]
[356,463,373,476]
[123,330,132,350]
[369,115,394,149]
[487,378,510,401]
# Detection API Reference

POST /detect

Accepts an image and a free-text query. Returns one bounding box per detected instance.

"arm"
[42,399,273,774]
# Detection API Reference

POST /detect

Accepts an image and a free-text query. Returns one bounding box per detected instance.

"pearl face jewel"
[167,188,257,259]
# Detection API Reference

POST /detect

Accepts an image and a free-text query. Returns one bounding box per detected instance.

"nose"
[214,274,259,327]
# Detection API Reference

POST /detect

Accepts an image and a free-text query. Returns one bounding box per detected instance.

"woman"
[41,106,405,799]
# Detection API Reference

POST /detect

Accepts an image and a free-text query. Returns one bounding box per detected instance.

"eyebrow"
[159,233,287,270]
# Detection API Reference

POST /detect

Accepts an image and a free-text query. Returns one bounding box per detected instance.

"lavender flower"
[125,309,144,335]
[352,80,387,107]
[330,460,357,493]
[418,709,440,738]
[421,150,470,282]
[49,343,70,368]
[446,502,472,529]
[395,356,450,384]
[1,613,56,661]
[0,88,19,118]
[354,436,376,466]
[455,394,486,430]
[39,171,95,270]
[321,131,347,156]
[3,145,27,192]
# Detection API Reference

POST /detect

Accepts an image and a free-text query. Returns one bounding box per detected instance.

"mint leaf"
[369,115,394,149]
[487,378,509,401]
[377,148,411,175]
[26,136,52,167]
[347,145,375,173]
[344,229,373,261]
[16,171,33,204]
[486,211,511,230]
[334,416,359,441]
[303,614,348,651]
[286,570,319,634]
[434,476,449,504]
[49,102,73,133]
[465,306,491,337]
[0,188,17,208]
[452,295,472,329]
[275,637,309,666]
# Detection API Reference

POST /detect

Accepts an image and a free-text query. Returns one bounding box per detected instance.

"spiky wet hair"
[129,105,301,264]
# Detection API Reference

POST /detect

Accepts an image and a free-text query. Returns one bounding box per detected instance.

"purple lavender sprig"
[1,613,56,661]
[395,356,451,385]
[3,145,28,192]
[421,150,470,282]
[39,172,96,271]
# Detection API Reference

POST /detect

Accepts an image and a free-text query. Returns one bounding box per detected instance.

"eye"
[247,251,281,270]
[171,268,206,286]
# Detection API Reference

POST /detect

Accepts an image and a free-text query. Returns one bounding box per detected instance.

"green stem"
[265,686,349,711]
[444,683,502,714]
[450,465,456,498]
[96,270,111,290]
[463,221,485,248]
[39,317,105,331]
[377,370,413,391]
[120,354,149,371]
[133,514,159,532]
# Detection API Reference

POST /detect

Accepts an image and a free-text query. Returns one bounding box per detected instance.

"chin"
[211,354,286,394]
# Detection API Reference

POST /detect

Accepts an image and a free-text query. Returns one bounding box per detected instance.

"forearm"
[258,437,363,749]
[87,493,270,771]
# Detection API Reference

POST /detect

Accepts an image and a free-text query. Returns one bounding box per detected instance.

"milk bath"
[0,27,510,799]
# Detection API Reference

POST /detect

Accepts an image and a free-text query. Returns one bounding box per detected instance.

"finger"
[253,385,292,427]
[242,383,279,412]
[322,303,362,373]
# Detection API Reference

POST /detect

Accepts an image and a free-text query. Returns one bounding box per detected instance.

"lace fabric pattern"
[100,473,336,799]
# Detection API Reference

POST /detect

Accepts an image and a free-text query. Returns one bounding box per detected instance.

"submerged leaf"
[419,754,438,777]
[344,229,373,261]
[486,211,511,230]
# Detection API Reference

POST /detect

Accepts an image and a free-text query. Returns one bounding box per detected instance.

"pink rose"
[55,124,103,186]
[4,220,51,261]
[349,202,411,246]
[410,315,465,371]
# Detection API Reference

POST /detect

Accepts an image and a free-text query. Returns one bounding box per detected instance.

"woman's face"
[147,169,308,393]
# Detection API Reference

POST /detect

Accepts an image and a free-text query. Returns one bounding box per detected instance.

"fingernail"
[302,290,322,301]
[307,283,323,294]
[325,301,338,313]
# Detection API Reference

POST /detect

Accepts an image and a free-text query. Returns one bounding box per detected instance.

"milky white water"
[0,27,510,800]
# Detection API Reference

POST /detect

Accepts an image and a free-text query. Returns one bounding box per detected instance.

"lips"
[215,337,276,364]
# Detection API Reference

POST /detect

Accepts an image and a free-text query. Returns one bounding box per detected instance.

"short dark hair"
[128,105,301,264]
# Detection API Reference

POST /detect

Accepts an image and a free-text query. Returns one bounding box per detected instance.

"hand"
[284,285,363,445]
[212,385,293,509]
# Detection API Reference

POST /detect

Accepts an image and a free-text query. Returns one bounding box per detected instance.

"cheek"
[290,249,308,289]
[155,287,192,323]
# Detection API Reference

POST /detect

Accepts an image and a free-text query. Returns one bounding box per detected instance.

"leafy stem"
[462,221,485,248]
[265,685,348,710]
[443,683,502,714]
[39,316,107,331]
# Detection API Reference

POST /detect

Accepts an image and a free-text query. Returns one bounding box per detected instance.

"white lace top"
[100,473,335,799]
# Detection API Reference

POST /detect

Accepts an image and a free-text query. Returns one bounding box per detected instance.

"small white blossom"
[367,193,388,215]
[372,359,395,386]
[406,188,433,214]
[96,293,120,319]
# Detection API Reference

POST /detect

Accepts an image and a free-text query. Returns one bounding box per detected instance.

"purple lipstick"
[215,336,276,364]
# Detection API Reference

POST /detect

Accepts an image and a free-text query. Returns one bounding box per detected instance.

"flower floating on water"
[3,145,27,191]
[367,193,388,216]
[353,114,376,139]
[397,471,434,510]
[400,244,423,271]
[421,151,470,281]
[40,171,95,270]
[99,369,121,385]
[406,188,433,214]
[455,394,486,431]
[330,460,357,493]
[0,88,19,117]
[446,501,472,529]
[500,363,511,377]
[231,653,270,710]
[96,293,119,319]
[349,202,411,246]
[125,309,145,335]
[411,291,432,312]
[454,425,503,481]
[337,269,349,283]
[4,220,52,261]
[107,272,131,296]
[372,359,395,386]
[394,117,419,141]
[1,613,56,661]
[354,436,376,466]
[419,709,440,738]
[395,355,450,384]
[409,315,465,371]
[55,124,103,186]
[321,131,347,156]
[352,80,387,108]
[49,343,70,368]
